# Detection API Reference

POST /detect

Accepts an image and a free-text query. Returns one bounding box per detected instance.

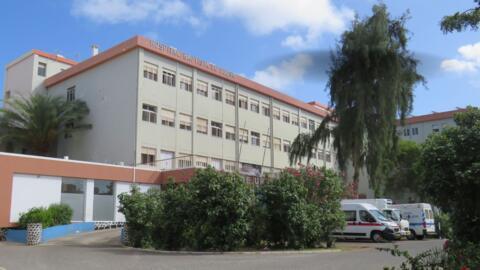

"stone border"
[122,246,342,255]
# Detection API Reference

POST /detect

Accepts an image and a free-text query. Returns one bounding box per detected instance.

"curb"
[123,246,343,255]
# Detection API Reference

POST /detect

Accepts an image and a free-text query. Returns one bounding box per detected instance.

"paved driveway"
[0,229,444,270]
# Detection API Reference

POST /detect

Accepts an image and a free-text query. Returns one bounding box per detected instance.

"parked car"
[392,203,436,240]
[342,199,411,239]
[333,202,401,242]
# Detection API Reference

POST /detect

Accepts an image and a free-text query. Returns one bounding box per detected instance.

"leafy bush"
[118,166,346,251]
[17,204,73,229]
[434,211,452,239]
[154,182,191,250]
[48,204,73,226]
[187,167,254,251]
[118,186,162,248]
[18,207,53,228]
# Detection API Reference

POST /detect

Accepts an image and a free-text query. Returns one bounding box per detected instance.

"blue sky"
[1,0,479,115]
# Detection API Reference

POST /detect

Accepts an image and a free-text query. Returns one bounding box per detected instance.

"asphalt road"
[0,229,444,270]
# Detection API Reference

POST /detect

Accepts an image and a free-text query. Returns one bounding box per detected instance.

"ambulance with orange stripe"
[333,202,401,242]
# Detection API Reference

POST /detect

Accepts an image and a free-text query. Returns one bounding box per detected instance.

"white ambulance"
[392,203,436,240]
[342,199,411,238]
[333,202,401,242]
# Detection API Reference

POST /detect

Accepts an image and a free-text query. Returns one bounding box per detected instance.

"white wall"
[113,182,160,222]
[10,174,62,222]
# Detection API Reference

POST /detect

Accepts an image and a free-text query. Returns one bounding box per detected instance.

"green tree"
[441,0,480,33]
[420,107,480,243]
[0,94,91,156]
[289,5,424,194]
[383,140,423,202]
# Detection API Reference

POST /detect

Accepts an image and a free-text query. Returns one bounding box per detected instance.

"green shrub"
[18,207,53,228]
[257,172,314,249]
[154,182,191,250]
[48,204,73,226]
[188,167,254,251]
[118,185,162,248]
[434,211,452,239]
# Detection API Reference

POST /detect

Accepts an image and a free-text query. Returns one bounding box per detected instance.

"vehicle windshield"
[383,209,400,221]
[370,210,389,222]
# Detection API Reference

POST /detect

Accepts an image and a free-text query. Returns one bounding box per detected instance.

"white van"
[342,199,411,238]
[392,203,436,240]
[333,203,401,242]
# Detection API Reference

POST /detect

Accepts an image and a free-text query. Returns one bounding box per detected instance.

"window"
[225,125,236,140]
[309,119,315,131]
[239,95,248,109]
[141,147,156,166]
[195,156,208,168]
[94,180,114,195]
[344,211,356,222]
[262,134,271,148]
[251,131,260,146]
[224,160,236,172]
[239,129,248,143]
[161,109,175,127]
[143,62,158,81]
[273,107,280,120]
[211,121,222,137]
[159,150,174,170]
[300,117,308,129]
[291,115,299,126]
[67,86,75,102]
[61,179,85,194]
[403,128,410,136]
[179,113,192,131]
[197,117,208,134]
[210,158,222,170]
[359,210,376,223]
[162,69,176,86]
[225,90,235,105]
[432,124,440,133]
[179,75,192,92]
[178,154,193,168]
[142,104,157,123]
[37,62,47,76]
[317,149,325,160]
[197,80,208,97]
[250,99,259,113]
[262,103,271,116]
[283,140,291,152]
[212,85,222,101]
[325,151,331,162]
[273,137,281,151]
[412,127,419,135]
[282,111,290,123]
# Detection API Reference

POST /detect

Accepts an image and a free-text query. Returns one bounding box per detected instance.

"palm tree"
[0,94,91,156]
[289,5,424,195]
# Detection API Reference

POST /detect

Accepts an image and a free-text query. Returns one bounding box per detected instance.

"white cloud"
[202,0,354,49]
[441,42,480,73]
[72,0,200,27]
[252,54,313,92]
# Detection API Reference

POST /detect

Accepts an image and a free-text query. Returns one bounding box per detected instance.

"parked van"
[333,203,401,242]
[392,203,436,240]
[342,199,411,239]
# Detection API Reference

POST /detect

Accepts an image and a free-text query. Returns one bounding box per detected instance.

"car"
[392,203,436,240]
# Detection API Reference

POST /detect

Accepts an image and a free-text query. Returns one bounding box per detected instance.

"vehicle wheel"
[407,230,416,240]
[416,234,425,240]
[371,231,385,243]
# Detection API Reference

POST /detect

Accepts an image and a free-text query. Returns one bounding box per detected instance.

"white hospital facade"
[3,36,348,187]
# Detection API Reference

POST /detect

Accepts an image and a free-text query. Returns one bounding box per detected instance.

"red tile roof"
[400,108,466,125]
[44,36,330,119]
[32,49,77,66]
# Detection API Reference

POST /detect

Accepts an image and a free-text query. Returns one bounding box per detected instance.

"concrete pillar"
[84,180,94,221]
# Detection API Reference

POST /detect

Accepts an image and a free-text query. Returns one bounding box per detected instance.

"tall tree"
[441,0,480,33]
[0,94,91,156]
[289,5,424,194]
